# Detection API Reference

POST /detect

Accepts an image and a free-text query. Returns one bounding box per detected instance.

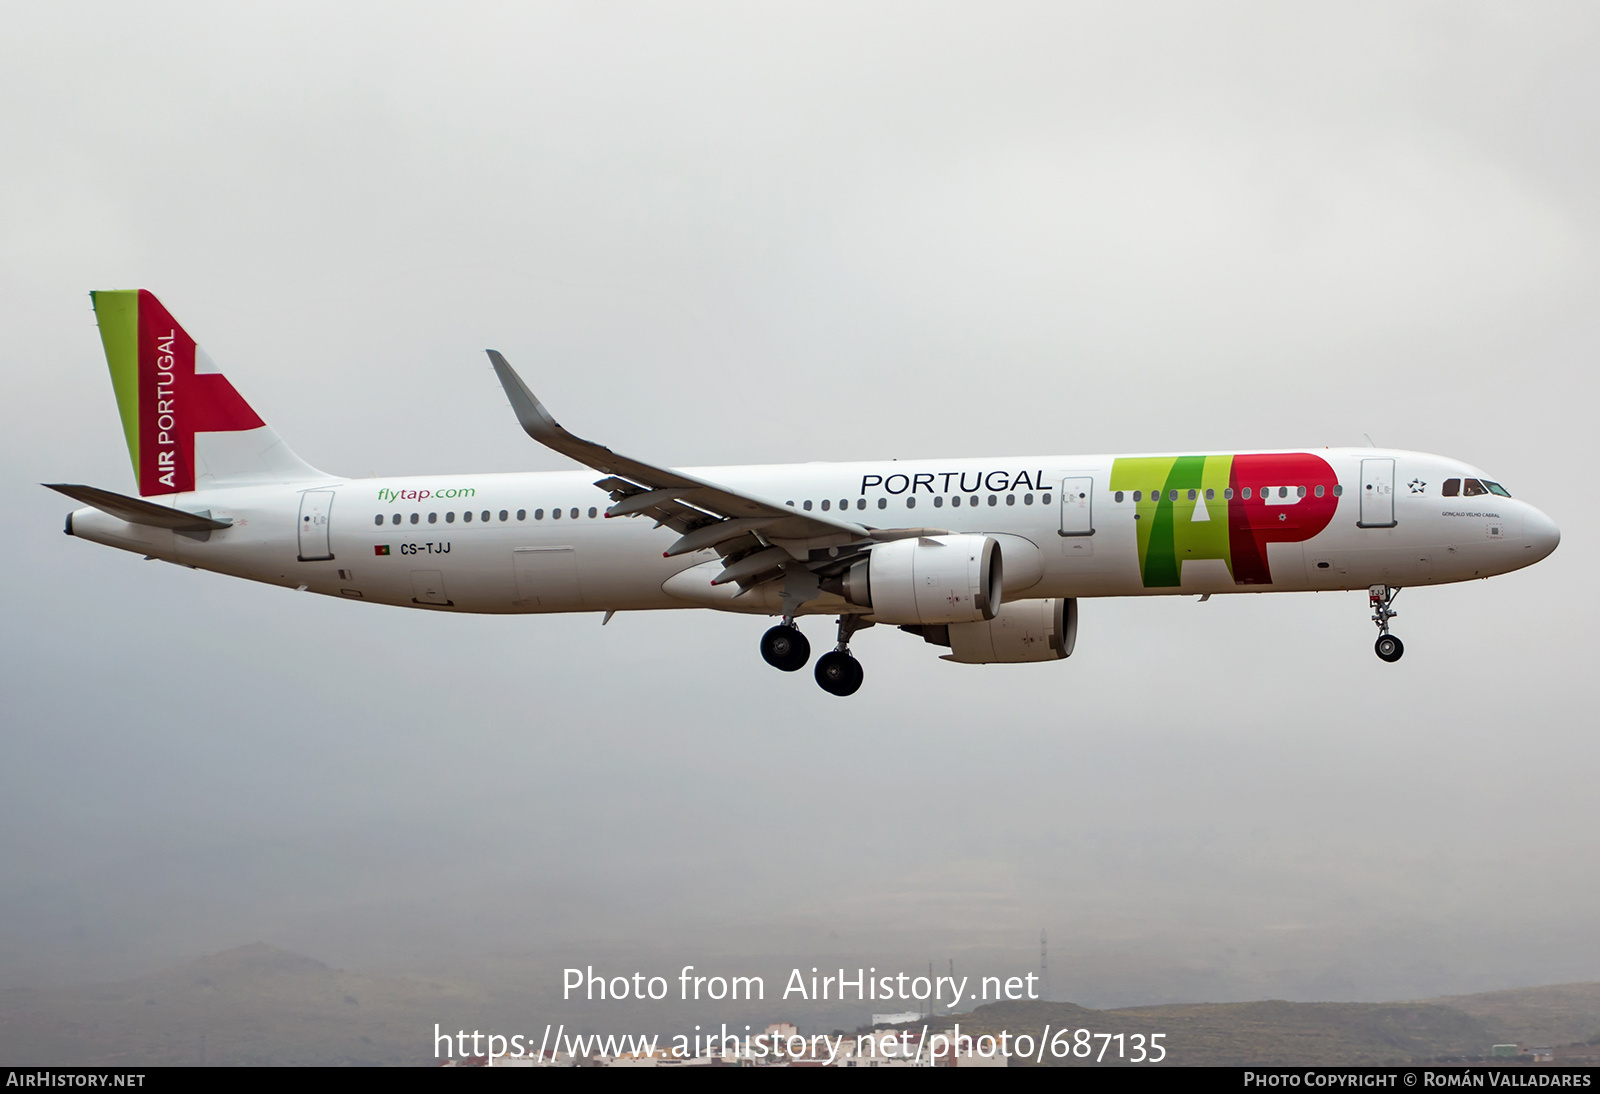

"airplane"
[49,290,1561,696]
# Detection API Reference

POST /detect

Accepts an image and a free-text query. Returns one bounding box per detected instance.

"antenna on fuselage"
[1363,433,1377,447]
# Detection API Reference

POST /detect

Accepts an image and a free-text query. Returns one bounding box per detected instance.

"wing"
[488,351,920,592]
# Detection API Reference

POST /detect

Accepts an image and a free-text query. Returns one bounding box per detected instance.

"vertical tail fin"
[91,290,327,495]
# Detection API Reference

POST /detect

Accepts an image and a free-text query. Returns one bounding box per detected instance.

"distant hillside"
[3,945,1597,1067]
[1423,982,1600,1048]
[0,944,484,1066]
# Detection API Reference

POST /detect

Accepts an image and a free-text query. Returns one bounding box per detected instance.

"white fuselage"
[66,447,1559,617]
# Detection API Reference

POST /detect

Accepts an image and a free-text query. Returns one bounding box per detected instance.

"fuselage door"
[411,570,451,606]
[514,546,584,609]
[297,489,335,561]
[1059,477,1094,537]
[1358,459,1397,529]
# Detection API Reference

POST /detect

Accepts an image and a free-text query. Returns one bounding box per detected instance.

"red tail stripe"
[136,291,264,495]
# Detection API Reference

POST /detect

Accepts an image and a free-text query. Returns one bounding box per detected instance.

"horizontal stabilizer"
[44,483,232,531]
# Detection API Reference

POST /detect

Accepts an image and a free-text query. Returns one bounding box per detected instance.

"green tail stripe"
[91,290,140,478]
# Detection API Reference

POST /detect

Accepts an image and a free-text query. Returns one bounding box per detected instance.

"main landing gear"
[815,616,872,697]
[760,622,810,672]
[759,616,872,695]
[1369,584,1404,663]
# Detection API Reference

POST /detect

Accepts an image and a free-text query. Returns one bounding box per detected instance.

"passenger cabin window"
[446,512,456,523]
[463,511,472,522]
[410,513,419,524]
[1442,479,1460,497]
[429,512,438,523]
[1463,478,1488,497]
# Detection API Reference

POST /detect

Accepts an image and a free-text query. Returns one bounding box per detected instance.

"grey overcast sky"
[1,2,1596,1013]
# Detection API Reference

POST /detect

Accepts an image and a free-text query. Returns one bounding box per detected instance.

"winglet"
[486,349,638,476]
[486,349,565,446]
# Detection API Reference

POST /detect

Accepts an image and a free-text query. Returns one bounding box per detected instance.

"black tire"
[815,650,864,696]
[1374,634,1404,663]
[760,625,810,672]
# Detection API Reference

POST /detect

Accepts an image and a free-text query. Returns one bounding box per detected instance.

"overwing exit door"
[1357,459,1396,529]
[297,489,335,561]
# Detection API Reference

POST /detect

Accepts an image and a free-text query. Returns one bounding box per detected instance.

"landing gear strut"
[815,616,872,697]
[1369,585,1404,663]
[760,622,810,672]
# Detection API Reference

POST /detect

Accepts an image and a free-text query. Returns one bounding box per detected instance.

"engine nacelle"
[836,534,1002,625]
[942,597,1077,664]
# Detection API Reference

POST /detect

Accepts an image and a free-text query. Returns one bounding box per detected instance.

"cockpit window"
[1442,478,1460,497]
[1484,480,1511,497]
[1463,478,1488,497]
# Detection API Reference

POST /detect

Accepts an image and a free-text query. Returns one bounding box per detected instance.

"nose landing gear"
[1369,585,1404,663]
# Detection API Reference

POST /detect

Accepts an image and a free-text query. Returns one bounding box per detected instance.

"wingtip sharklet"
[485,349,563,441]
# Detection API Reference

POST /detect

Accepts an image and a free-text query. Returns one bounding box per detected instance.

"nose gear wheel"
[1375,634,1404,662]
[1368,585,1404,663]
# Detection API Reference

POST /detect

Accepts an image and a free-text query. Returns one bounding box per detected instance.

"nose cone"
[1525,505,1560,564]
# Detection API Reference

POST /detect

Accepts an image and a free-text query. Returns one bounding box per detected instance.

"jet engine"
[902,598,1077,664]
[830,534,1002,625]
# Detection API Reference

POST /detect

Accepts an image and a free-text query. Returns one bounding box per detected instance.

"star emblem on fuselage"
[1408,479,1426,493]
